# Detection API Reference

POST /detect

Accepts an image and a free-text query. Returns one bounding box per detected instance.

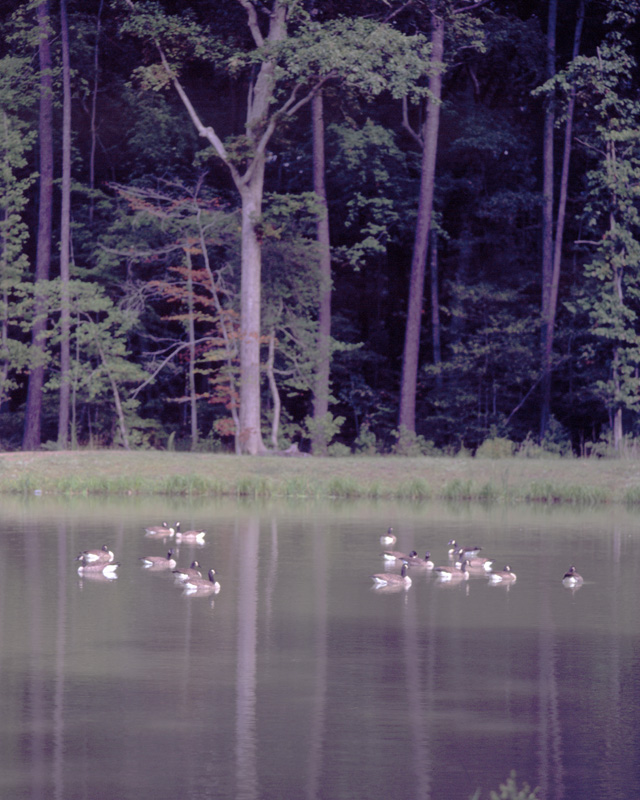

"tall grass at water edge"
[2,451,640,505]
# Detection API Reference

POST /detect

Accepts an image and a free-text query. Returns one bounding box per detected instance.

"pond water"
[0,496,639,800]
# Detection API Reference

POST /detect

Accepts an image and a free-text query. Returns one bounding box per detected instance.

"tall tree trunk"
[311,90,332,455]
[238,175,267,454]
[540,0,584,438]
[539,0,557,439]
[88,0,104,224]
[430,232,442,392]
[72,312,79,447]
[197,207,241,453]
[610,189,624,451]
[94,337,130,450]
[0,285,9,408]
[185,248,198,449]
[266,328,280,448]
[57,0,72,449]
[0,112,12,409]
[398,12,445,434]
[612,348,623,452]
[232,1,288,455]
[23,0,54,451]
[160,0,288,454]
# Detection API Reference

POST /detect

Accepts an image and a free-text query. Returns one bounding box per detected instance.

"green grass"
[2,449,640,505]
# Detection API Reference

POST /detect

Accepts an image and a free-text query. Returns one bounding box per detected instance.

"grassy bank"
[2,450,640,505]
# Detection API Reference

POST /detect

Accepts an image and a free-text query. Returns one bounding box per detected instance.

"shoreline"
[1,450,640,504]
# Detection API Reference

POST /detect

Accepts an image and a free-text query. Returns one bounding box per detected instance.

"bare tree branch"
[453,0,492,15]
[155,48,244,186]
[130,336,216,400]
[236,0,265,48]
[243,73,336,187]
[382,1,416,25]
[402,95,423,147]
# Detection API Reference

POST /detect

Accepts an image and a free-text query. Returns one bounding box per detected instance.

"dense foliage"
[1,0,640,455]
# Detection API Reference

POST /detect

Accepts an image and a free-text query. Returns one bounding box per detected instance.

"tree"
[398,0,487,437]
[3,0,633,454]
[310,89,332,455]
[539,0,556,439]
[68,285,148,449]
[422,281,539,449]
[104,178,243,450]
[399,6,545,450]
[57,0,72,448]
[122,0,309,453]
[0,53,37,417]
[260,191,324,446]
[398,7,445,437]
[120,0,431,453]
[566,2,640,450]
[23,0,54,450]
[538,0,585,439]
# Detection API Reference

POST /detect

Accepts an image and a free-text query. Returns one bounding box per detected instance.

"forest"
[1,0,640,456]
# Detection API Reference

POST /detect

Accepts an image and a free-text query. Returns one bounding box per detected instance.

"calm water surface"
[0,496,638,800]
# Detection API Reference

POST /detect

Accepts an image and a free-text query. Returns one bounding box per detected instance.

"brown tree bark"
[311,90,332,455]
[185,248,198,449]
[398,11,445,434]
[430,232,442,392]
[88,0,104,224]
[266,328,281,448]
[57,0,72,449]
[540,0,584,438]
[23,0,54,451]
[539,0,556,439]
[94,338,130,450]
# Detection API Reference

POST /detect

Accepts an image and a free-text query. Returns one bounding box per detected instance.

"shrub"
[327,442,352,457]
[354,422,379,455]
[391,426,440,456]
[489,771,539,800]
[476,437,514,458]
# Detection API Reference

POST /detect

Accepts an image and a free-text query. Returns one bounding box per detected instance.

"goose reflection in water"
[78,569,119,586]
[371,581,412,594]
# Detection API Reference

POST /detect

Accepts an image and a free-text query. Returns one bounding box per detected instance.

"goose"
[406,551,434,569]
[488,565,517,584]
[174,523,206,545]
[455,543,483,559]
[464,555,493,573]
[144,521,175,536]
[183,568,220,595]
[380,527,397,546]
[382,548,418,563]
[371,561,412,589]
[75,544,114,565]
[434,561,469,582]
[172,561,202,583]
[562,565,583,587]
[77,558,119,579]
[140,550,177,570]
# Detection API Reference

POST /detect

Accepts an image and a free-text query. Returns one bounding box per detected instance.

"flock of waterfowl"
[74,521,584,596]
[75,521,220,596]
[371,528,584,591]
